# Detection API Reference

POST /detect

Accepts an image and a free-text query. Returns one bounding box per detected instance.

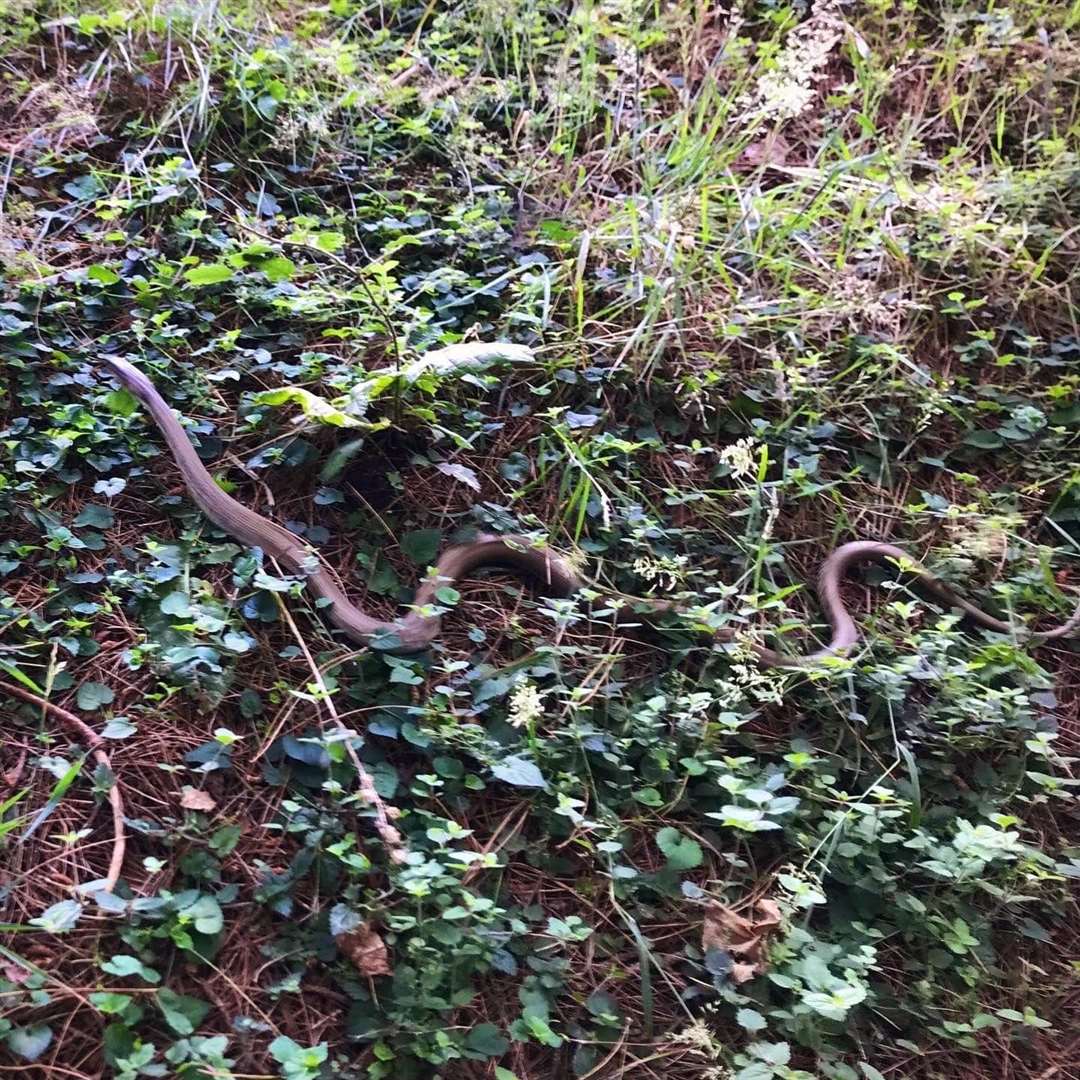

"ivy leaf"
[962,429,1004,449]
[491,756,547,789]
[261,256,295,282]
[76,681,114,711]
[400,529,442,565]
[101,718,137,739]
[436,462,481,491]
[313,231,346,252]
[5,1026,53,1062]
[74,504,114,529]
[30,899,83,932]
[465,1022,509,1057]
[86,264,120,285]
[329,903,362,937]
[90,991,134,1015]
[160,592,193,617]
[655,826,703,870]
[736,1007,767,1032]
[100,955,160,983]
[253,386,370,429]
[177,894,223,934]
[103,388,137,417]
[157,987,211,1034]
[184,263,234,286]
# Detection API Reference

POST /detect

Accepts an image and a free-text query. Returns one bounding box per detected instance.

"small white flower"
[719,437,759,481]
[508,681,545,729]
[670,1018,720,1058]
[632,553,687,590]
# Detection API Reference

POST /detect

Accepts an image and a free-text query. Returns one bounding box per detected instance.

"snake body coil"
[102,357,1079,666]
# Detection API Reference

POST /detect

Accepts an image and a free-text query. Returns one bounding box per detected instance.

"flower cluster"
[719,437,759,481]
[740,0,845,124]
[507,680,545,729]
[632,553,688,591]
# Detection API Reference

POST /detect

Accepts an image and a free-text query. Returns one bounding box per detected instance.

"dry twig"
[0,680,126,894]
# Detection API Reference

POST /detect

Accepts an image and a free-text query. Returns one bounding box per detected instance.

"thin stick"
[0,681,127,894]
[271,593,408,864]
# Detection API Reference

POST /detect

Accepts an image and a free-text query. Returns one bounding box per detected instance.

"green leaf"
[239,689,263,718]
[100,955,160,983]
[76,682,114,711]
[436,462,480,491]
[736,1008,767,1033]
[962,429,1004,449]
[655,826,703,870]
[105,390,136,424]
[160,592,192,617]
[252,386,372,429]
[86,264,120,285]
[74,504,115,529]
[178,895,223,934]
[400,529,442,565]
[491,756,547,789]
[260,255,295,281]
[184,263,234,286]
[158,987,211,1034]
[5,1025,52,1062]
[0,659,44,694]
[465,1022,509,1057]
[705,806,780,832]
[30,900,83,932]
[314,231,346,252]
[269,1035,303,1062]
[101,718,137,739]
[89,992,133,1015]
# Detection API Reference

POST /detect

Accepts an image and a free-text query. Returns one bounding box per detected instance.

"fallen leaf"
[179,786,217,812]
[2,961,29,984]
[702,898,782,985]
[336,923,392,978]
[736,133,791,171]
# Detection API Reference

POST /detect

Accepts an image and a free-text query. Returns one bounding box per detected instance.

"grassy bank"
[1,1,1078,1077]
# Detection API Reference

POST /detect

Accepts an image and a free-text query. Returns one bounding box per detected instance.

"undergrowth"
[1,1,1079,1078]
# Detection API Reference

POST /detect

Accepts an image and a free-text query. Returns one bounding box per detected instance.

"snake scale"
[102,356,1080,666]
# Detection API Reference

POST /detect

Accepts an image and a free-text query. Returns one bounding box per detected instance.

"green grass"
[1,1,1079,1078]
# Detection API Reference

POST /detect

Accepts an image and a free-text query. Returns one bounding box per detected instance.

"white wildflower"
[508,681,544,729]
[719,437,759,481]
[670,1018,720,1058]
[740,0,845,125]
[632,554,688,591]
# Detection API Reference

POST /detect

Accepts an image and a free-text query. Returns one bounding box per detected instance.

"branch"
[0,681,127,894]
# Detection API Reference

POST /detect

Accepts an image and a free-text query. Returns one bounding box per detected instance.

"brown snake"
[102,357,1080,666]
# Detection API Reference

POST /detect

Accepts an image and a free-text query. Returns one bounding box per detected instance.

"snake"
[101,356,1080,666]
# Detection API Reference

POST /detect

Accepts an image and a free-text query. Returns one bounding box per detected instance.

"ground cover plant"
[1,0,1079,1077]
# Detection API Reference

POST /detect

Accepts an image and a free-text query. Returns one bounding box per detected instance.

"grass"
[1,0,1079,1078]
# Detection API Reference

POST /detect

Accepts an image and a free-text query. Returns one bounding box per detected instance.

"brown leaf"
[2,961,29,984]
[337,923,392,978]
[702,897,783,985]
[179,786,216,812]
[736,133,791,171]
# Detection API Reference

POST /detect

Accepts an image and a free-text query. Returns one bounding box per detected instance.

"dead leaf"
[702,898,782,985]
[179,786,216,812]
[2,961,29,984]
[337,923,392,978]
[736,133,791,171]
